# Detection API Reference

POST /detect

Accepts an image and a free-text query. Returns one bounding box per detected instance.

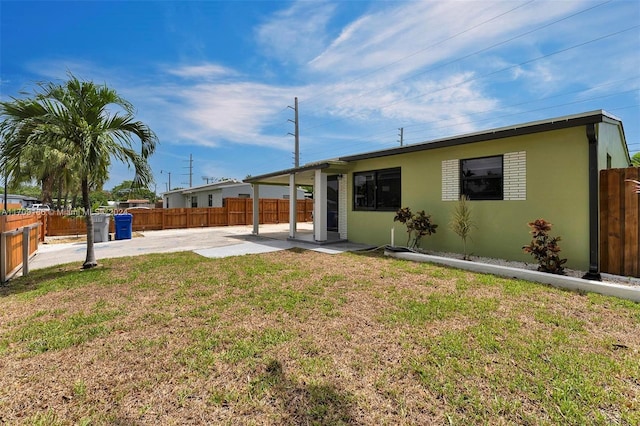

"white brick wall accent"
[441,159,459,201]
[338,175,348,239]
[503,151,526,200]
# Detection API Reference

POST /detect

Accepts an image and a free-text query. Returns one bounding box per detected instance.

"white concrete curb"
[384,250,640,303]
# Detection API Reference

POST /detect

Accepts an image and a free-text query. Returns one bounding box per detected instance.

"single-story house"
[117,199,155,209]
[161,180,306,209]
[0,194,39,209]
[245,110,632,278]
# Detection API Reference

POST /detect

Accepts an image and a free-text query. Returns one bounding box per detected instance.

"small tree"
[523,219,567,275]
[449,195,475,260]
[394,207,437,249]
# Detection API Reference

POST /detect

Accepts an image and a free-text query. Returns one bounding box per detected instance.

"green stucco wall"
[597,122,631,169]
[345,126,597,270]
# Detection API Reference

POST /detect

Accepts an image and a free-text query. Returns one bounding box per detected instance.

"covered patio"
[244,160,350,245]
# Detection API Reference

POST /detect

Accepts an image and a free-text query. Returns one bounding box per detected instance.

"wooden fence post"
[22,226,30,277]
[0,232,6,283]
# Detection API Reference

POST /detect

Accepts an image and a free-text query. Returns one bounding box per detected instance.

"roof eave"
[340,110,616,162]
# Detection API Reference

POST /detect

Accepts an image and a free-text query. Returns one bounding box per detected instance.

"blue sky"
[1,0,639,194]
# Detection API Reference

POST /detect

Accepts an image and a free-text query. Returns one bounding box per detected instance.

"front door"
[327,175,339,232]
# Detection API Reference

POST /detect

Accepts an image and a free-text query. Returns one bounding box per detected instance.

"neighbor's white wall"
[164,192,186,208]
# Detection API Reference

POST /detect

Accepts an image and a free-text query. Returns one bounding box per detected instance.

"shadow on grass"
[260,359,356,425]
[0,264,112,298]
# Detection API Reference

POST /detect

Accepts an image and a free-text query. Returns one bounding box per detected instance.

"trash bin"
[114,213,133,240]
[92,213,111,243]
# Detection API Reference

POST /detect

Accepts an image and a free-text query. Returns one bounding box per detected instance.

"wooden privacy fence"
[42,198,314,236]
[0,220,40,282]
[600,167,640,278]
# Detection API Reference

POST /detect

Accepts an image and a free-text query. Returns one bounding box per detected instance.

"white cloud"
[255,1,337,65]
[18,0,639,166]
[166,81,296,149]
[166,64,238,80]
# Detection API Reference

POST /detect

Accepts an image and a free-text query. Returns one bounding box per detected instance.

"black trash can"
[114,213,133,240]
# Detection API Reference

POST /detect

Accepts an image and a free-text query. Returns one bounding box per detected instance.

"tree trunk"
[41,173,55,206]
[82,178,97,269]
[56,175,63,210]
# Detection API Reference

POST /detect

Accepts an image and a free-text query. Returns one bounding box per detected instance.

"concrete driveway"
[28,223,371,271]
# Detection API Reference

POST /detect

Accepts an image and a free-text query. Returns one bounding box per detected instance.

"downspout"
[582,123,601,281]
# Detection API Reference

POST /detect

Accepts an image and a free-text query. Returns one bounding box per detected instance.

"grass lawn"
[0,249,638,425]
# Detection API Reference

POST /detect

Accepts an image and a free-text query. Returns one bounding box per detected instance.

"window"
[353,167,401,211]
[238,193,250,198]
[208,194,213,207]
[460,156,503,200]
[191,196,198,208]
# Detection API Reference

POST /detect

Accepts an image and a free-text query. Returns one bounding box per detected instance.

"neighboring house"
[245,110,632,277]
[161,180,306,209]
[117,199,154,209]
[0,194,39,209]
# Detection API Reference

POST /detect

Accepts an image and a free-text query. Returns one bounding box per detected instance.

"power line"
[300,94,639,161]
[300,0,536,107]
[298,75,639,156]
[301,0,617,133]
[302,23,638,135]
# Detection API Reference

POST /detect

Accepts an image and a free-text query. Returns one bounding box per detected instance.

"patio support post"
[289,174,297,238]
[252,184,259,235]
[313,169,327,242]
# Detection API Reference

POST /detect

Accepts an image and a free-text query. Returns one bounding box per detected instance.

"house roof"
[0,194,39,201]
[161,179,306,196]
[244,110,628,186]
[341,110,626,162]
[161,179,242,196]
[244,161,350,186]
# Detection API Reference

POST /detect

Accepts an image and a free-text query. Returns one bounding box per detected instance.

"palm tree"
[0,74,157,268]
[7,142,68,205]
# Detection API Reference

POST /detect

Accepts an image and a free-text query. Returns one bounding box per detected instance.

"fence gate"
[600,167,640,277]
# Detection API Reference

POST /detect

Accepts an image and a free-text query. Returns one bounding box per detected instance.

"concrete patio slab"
[22,223,372,274]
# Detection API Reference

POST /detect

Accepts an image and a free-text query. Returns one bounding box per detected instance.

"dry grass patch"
[0,249,638,425]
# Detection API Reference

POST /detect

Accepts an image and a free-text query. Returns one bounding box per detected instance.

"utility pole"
[286,97,300,239]
[288,97,299,167]
[398,127,404,147]
[183,154,193,187]
[161,170,171,191]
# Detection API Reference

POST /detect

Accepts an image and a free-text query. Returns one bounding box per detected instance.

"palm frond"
[626,179,640,194]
